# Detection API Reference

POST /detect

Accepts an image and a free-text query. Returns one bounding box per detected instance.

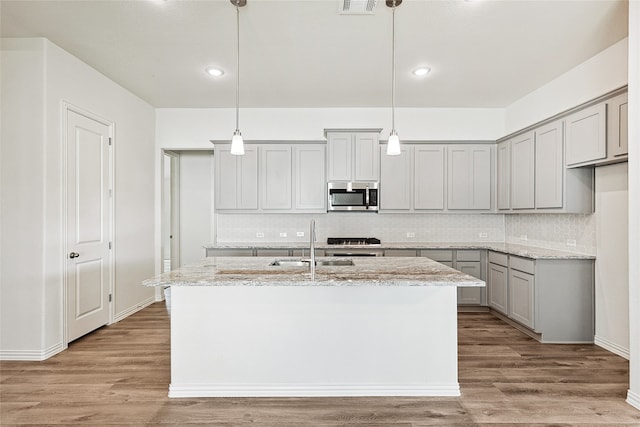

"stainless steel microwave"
[327,182,378,212]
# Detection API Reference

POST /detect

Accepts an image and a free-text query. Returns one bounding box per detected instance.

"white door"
[66,110,112,342]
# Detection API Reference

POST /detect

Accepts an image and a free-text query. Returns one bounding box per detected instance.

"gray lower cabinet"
[508,266,535,329]
[488,255,509,313]
[256,249,290,257]
[420,249,485,305]
[488,250,594,343]
[456,261,482,304]
[206,248,325,257]
[384,249,418,257]
[206,248,254,257]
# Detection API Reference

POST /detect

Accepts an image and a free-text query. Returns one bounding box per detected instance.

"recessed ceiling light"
[205,67,224,77]
[412,67,431,77]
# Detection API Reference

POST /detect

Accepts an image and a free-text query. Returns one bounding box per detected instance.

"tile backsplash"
[216,212,596,255]
[216,213,505,244]
[505,213,596,255]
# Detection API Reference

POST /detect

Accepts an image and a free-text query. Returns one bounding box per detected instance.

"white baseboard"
[113,296,156,323]
[0,342,64,361]
[594,335,630,359]
[168,383,461,398]
[627,389,640,411]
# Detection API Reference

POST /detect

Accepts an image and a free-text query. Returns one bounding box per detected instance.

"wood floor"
[2,303,639,426]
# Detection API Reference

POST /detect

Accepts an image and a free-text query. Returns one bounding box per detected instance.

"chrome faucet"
[310,219,316,280]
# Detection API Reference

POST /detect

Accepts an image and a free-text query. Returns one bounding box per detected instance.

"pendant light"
[230,0,247,155]
[386,0,402,156]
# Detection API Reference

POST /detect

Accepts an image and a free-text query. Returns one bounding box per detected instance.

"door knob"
[69,252,80,259]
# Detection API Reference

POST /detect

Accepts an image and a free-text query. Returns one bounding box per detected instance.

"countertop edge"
[203,242,596,260]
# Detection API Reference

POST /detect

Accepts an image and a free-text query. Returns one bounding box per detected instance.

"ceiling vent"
[339,0,378,15]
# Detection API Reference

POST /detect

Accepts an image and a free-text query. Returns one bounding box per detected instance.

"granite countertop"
[205,242,595,260]
[142,256,486,288]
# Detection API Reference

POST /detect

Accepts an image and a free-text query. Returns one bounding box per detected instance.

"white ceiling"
[0,0,629,108]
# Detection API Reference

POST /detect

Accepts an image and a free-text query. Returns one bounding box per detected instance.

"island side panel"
[169,285,459,397]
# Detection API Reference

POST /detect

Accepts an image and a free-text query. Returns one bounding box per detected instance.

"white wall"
[595,163,629,358]
[0,38,156,360]
[178,152,214,265]
[44,40,157,326]
[505,38,628,134]
[626,0,640,412]
[1,39,47,356]
[156,107,505,149]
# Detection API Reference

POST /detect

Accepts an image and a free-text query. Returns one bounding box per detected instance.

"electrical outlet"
[256,232,265,238]
[296,231,305,237]
[279,232,287,238]
[566,239,577,247]
[406,232,415,238]
[479,232,488,239]
[519,234,528,241]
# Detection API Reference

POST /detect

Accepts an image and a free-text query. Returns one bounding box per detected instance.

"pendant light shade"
[230,130,244,155]
[230,0,246,155]
[386,0,402,156]
[387,130,401,155]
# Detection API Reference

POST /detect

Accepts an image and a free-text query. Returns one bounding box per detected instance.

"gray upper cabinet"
[447,145,492,210]
[510,131,535,210]
[607,92,628,159]
[414,145,445,210]
[215,143,326,213]
[380,146,412,210]
[353,133,379,181]
[326,132,351,181]
[565,103,607,167]
[260,145,292,210]
[497,118,593,214]
[381,143,491,213]
[215,145,258,210]
[293,144,326,211]
[565,91,628,167]
[496,141,510,210]
[326,130,380,182]
[534,120,563,209]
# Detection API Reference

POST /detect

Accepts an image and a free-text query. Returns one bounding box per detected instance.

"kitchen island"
[143,256,484,398]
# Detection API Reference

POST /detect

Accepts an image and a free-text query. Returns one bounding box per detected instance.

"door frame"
[161,150,181,272]
[61,102,115,347]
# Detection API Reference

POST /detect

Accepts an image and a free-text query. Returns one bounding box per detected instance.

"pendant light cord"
[391,5,396,131]
[235,3,240,132]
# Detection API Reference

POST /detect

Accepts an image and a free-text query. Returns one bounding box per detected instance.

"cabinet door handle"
[69,252,80,259]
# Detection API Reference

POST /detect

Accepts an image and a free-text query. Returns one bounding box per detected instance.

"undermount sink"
[269,258,355,267]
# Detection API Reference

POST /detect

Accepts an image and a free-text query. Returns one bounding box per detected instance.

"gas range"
[325,237,383,256]
[326,237,381,246]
